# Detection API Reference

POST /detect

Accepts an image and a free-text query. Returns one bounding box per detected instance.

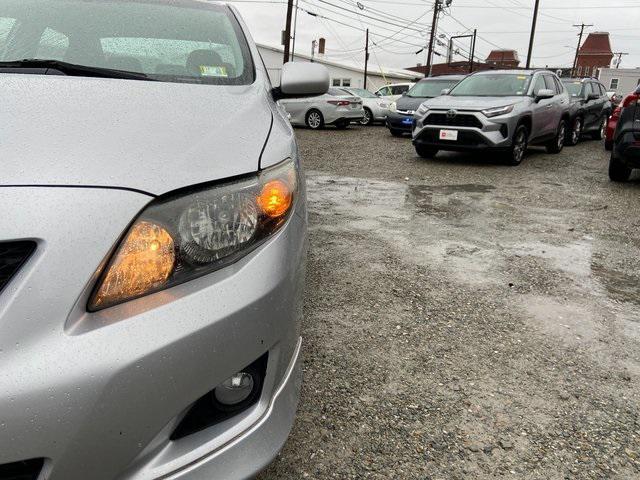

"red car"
[605,105,621,151]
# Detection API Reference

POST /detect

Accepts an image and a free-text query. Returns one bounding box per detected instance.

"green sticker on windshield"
[199,65,228,77]
[517,76,526,80]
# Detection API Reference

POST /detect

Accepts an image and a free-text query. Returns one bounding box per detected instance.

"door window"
[584,82,594,98]
[543,75,558,94]
[392,85,409,95]
[532,75,546,96]
[377,86,391,96]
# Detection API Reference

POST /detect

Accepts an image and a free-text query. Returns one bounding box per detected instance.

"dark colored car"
[562,78,612,146]
[386,75,463,137]
[605,105,622,151]
[609,86,640,182]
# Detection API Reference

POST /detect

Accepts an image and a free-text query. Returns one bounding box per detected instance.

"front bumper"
[325,107,365,125]
[386,111,416,132]
[412,110,513,151]
[0,185,307,480]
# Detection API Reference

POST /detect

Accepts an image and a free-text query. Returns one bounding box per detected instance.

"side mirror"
[441,88,451,95]
[535,89,554,102]
[587,92,600,100]
[401,92,407,97]
[273,62,330,101]
[375,92,382,97]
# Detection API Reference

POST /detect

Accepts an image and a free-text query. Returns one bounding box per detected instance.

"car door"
[544,74,564,133]
[531,74,555,139]
[582,82,598,129]
[278,96,308,125]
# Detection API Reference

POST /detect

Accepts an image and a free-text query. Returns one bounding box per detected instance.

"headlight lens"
[389,102,397,113]
[482,104,515,118]
[416,103,429,116]
[89,159,298,311]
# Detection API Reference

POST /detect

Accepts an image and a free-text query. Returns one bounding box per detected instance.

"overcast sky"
[230,0,640,74]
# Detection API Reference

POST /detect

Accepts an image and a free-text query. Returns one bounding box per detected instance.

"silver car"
[413,70,571,165]
[279,87,365,129]
[340,87,391,126]
[0,1,329,479]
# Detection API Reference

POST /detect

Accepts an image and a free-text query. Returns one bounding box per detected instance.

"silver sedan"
[279,87,365,129]
[340,87,391,126]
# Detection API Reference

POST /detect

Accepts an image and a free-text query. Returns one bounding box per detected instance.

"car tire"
[389,129,404,137]
[360,108,373,126]
[604,139,613,151]
[335,120,350,130]
[609,152,632,182]
[415,145,438,159]
[566,117,582,146]
[546,119,566,154]
[591,116,607,140]
[305,109,324,130]
[506,124,529,166]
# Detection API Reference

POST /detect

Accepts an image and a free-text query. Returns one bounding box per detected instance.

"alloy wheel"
[557,122,566,150]
[572,119,582,144]
[360,109,371,126]
[307,112,322,129]
[513,130,526,163]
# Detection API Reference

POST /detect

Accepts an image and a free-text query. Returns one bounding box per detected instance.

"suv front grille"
[0,242,37,294]
[425,113,483,129]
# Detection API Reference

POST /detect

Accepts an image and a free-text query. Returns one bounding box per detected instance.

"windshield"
[344,88,377,99]
[449,74,532,97]
[407,79,459,98]
[563,81,583,97]
[0,0,254,85]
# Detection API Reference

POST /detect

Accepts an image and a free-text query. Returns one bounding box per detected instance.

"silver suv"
[412,70,571,165]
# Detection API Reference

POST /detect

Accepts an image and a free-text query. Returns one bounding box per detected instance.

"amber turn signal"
[257,179,293,218]
[90,221,175,309]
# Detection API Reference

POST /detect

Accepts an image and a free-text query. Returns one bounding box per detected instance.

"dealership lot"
[259,126,640,479]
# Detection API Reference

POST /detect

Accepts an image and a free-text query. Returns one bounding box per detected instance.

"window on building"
[342,78,351,87]
[592,66,598,77]
[332,78,352,87]
[577,66,582,76]
[35,28,70,61]
[610,78,619,90]
[332,79,341,87]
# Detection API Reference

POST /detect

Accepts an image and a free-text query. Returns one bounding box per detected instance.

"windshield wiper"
[0,59,155,81]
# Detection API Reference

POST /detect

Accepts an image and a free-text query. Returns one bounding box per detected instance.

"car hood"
[396,96,432,111]
[0,74,272,195]
[423,95,527,111]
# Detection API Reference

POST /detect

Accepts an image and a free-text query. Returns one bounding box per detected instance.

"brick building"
[575,32,613,78]
[407,49,521,77]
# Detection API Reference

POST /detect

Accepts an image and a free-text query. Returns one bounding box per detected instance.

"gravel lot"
[259,125,640,480]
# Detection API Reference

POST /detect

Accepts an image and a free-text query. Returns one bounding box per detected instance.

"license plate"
[402,117,413,125]
[439,129,458,141]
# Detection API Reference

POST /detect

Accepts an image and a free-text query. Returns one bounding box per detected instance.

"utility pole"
[571,23,593,77]
[364,29,370,89]
[525,0,540,69]
[469,29,477,73]
[613,52,629,69]
[291,0,300,61]
[425,0,441,78]
[282,0,294,63]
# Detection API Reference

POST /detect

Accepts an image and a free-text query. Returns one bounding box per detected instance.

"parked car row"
[607,85,640,182]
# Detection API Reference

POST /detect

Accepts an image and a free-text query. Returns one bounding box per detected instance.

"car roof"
[562,78,601,83]
[473,69,534,76]
[420,75,464,82]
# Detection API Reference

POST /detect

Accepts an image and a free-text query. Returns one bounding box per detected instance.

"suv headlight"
[482,104,515,118]
[88,159,298,311]
[416,104,430,116]
[389,102,397,113]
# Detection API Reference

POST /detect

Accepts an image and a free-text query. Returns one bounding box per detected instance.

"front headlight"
[389,102,397,113]
[379,101,389,109]
[482,104,515,118]
[88,159,298,311]
[416,103,429,116]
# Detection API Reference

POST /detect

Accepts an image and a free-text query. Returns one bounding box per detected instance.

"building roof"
[579,32,613,55]
[256,43,419,80]
[486,49,520,62]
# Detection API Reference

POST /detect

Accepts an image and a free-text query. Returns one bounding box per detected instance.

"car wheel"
[609,152,632,182]
[360,108,373,126]
[506,124,528,165]
[389,129,404,137]
[415,145,438,159]
[305,110,324,130]
[546,119,566,154]
[566,117,582,146]
[604,139,613,151]
[335,120,350,130]
[592,116,607,140]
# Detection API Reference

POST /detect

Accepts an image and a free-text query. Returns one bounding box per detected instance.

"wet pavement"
[259,126,640,480]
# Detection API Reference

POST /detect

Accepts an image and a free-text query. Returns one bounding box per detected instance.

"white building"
[599,68,640,94]
[257,44,418,92]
